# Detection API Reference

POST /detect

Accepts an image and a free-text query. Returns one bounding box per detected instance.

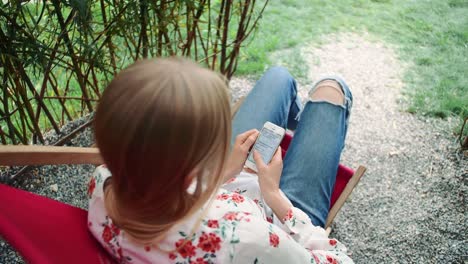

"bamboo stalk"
[48,72,73,122]
[99,0,117,74]
[34,39,63,130]
[156,1,164,56]
[1,61,17,144]
[0,126,7,144]
[212,0,226,70]
[42,96,99,102]
[204,0,212,66]
[225,0,250,79]
[6,59,45,143]
[220,0,232,74]
[51,0,93,113]
[19,62,61,134]
[0,109,22,144]
[139,0,149,58]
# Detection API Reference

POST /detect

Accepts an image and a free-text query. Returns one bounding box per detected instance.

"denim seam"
[289,79,303,125]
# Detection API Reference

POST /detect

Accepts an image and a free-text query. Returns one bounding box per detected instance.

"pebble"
[50,184,58,192]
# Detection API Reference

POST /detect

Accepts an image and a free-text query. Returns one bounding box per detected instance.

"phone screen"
[248,127,283,165]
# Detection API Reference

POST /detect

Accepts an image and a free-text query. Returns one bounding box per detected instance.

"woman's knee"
[265,66,291,78]
[262,66,297,94]
[310,79,345,106]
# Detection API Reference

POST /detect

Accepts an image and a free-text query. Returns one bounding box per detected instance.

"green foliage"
[0,0,269,144]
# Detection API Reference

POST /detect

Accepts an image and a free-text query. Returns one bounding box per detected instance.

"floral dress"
[88,165,353,264]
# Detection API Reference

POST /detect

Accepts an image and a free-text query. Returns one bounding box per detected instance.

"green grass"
[237,0,468,120]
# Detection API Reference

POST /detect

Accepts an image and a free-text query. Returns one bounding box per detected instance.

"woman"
[88,58,353,263]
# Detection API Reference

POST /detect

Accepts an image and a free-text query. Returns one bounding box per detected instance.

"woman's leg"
[231,67,303,144]
[279,77,353,227]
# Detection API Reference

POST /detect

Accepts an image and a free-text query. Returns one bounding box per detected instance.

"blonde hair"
[94,58,231,243]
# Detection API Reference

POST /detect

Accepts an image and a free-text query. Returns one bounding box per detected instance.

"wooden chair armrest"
[0,146,103,166]
[325,166,367,229]
[0,99,246,167]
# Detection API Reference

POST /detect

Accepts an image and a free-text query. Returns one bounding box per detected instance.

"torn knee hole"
[310,81,345,105]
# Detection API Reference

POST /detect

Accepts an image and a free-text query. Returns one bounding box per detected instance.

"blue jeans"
[231,67,353,227]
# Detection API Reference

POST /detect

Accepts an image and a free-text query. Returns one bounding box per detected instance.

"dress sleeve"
[232,213,353,264]
[87,165,112,199]
[280,207,349,252]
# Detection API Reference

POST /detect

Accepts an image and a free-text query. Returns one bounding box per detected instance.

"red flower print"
[231,193,245,203]
[144,245,151,252]
[117,248,123,260]
[253,199,259,204]
[102,225,113,243]
[175,239,196,258]
[311,252,321,263]
[216,193,230,200]
[269,233,280,248]
[207,220,219,228]
[266,217,273,223]
[169,253,177,260]
[223,212,238,221]
[88,177,96,197]
[197,232,222,253]
[111,224,120,235]
[283,208,293,221]
[329,239,337,246]
[190,257,209,264]
[326,255,338,264]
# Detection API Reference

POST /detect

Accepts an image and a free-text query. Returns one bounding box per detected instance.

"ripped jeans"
[231,67,353,227]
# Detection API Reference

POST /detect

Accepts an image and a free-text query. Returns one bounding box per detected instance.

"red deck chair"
[0,134,365,264]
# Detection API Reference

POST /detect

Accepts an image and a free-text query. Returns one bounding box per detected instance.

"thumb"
[271,146,283,163]
[253,150,266,169]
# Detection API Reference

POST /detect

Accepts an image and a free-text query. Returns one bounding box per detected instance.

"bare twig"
[459,116,468,150]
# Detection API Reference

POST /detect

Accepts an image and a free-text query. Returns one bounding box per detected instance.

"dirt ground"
[299,33,466,263]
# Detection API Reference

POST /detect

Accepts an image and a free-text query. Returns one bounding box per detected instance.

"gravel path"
[1,32,467,263]
[299,33,467,263]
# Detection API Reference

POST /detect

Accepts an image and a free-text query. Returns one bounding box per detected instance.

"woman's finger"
[235,129,258,144]
[244,167,256,174]
[253,150,266,169]
[241,132,259,149]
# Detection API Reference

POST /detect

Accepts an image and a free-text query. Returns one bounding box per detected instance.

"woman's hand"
[223,129,259,182]
[253,147,291,222]
[253,147,283,202]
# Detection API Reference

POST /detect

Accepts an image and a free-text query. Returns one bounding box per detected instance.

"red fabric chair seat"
[0,183,114,264]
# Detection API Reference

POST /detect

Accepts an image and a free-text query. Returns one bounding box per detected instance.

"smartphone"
[245,122,286,172]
